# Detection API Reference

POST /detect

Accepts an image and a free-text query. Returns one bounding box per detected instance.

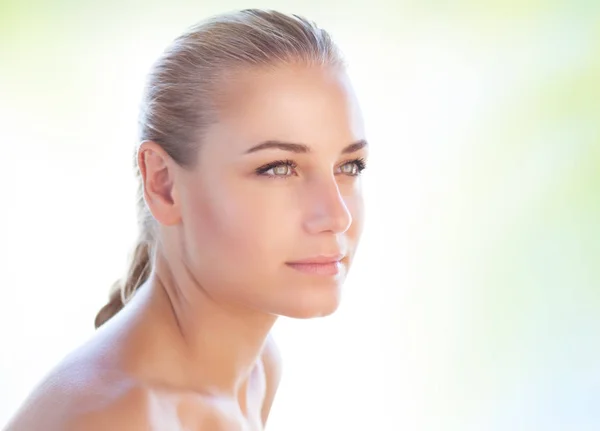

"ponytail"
[94,237,153,329]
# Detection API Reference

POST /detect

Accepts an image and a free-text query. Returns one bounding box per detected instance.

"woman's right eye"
[255,160,298,178]
[267,165,293,176]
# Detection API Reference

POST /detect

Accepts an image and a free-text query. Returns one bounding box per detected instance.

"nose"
[302,177,352,235]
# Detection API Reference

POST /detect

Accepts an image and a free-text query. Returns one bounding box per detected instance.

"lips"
[287,254,344,265]
[285,254,345,276]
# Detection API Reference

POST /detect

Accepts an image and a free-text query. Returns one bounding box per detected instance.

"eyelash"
[255,158,367,178]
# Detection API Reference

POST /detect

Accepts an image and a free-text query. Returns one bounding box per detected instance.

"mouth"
[285,254,345,276]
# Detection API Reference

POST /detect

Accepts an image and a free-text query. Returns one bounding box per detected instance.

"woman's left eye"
[337,158,367,176]
[339,163,359,175]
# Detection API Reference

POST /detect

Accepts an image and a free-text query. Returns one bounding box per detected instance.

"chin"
[277,285,343,319]
[281,306,340,319]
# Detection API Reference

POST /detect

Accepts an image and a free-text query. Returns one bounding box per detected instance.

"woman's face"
[178,64,367,318]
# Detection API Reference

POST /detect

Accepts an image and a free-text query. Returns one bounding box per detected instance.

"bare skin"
[5,64,367,430]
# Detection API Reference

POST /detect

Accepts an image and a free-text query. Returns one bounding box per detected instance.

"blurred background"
[0,1,598,430]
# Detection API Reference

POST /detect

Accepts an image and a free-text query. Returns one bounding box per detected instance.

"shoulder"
[63,382,151,431]
[5,363,151,431]
[260,333,283,424]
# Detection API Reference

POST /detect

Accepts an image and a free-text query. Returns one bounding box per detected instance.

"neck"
[129,253,277,396]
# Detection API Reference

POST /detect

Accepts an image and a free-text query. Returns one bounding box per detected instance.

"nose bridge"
[303,175,352,234]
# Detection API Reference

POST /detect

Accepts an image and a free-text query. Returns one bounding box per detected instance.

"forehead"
[206,64,365,154]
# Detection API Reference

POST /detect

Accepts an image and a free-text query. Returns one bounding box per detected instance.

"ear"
[137,140,181,226]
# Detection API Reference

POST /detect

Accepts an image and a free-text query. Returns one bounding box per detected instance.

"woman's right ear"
[137,141,181,226]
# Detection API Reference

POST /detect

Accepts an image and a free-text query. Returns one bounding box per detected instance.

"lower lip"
[286,261,342,276]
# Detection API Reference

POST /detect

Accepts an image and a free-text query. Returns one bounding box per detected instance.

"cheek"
[183,180,296,276]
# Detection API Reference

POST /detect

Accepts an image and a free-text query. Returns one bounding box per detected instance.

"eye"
[337,158,367,176]
[255,160,298,178]
[340,163,358,176]
[270,165,294,176]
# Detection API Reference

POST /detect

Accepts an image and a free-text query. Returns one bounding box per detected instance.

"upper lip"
[287,254,345,264]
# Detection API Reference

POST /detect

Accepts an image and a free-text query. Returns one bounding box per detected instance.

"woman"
[6,9,368,430]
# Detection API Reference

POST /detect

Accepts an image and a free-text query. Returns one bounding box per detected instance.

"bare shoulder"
[6,360,250,431]
[5,363,151,431]
[260,333,283,424]
[63,381,151,431]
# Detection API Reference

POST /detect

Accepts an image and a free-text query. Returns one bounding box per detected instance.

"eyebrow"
[244,139,368,155]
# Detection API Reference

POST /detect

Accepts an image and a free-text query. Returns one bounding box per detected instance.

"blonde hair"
[94,9,344,328]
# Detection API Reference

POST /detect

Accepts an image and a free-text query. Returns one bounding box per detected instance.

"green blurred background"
[1,1,598,430]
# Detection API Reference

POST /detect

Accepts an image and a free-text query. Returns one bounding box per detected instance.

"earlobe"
[137,141,181,226]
